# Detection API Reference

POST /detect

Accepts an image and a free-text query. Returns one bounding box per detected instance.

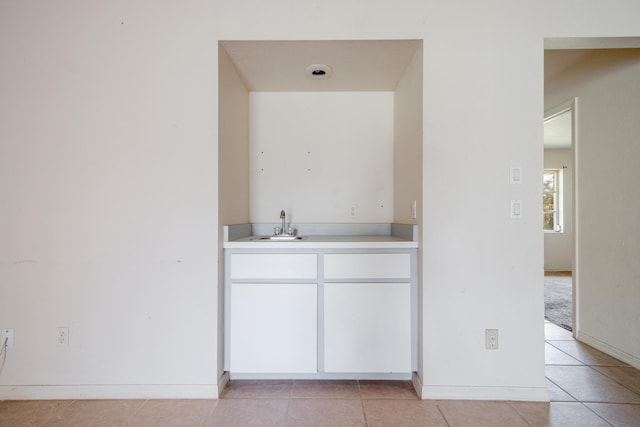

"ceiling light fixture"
[305,64,333,79]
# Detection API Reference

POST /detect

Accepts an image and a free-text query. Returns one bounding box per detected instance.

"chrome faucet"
[280,210,286,235]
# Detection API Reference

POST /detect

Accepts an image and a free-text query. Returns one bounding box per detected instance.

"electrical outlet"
[485,329,499,350]
[348,204,358,218]
[57,327,69,347]
[2,328,14,349]
[411,200,417,219]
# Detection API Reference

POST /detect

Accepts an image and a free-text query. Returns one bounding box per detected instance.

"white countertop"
[223,235,418,249]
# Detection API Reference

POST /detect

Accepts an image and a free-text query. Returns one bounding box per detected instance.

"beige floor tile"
[509,401,551,427]
[436,400,529,427]
[0,400,71,427]
[585,402,640,427]
[125,399,215,427]
[48,399,144,427]
[286,399,365,427]
[545,323,574,341]
[358,380,418,399]
[593,366,640,395]
[550,341,629,366]
[546,366,640,403]
[205,399,288,427]
[363,399,447,427]
[291,380,360,399]
[546,343,584,365]
[221,380,293,399]
[546,402,610,427]
[546,379,577,402]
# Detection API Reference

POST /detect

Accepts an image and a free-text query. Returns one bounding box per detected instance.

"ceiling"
[220,40,421,91]
[544,49,599,82]
[543,39,640,149]
[544,110,572,149]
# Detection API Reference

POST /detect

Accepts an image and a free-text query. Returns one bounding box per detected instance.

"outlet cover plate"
[2,328,14,349]
[485,329,499,350]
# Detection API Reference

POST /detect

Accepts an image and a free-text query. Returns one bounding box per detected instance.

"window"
[543,169,563,232]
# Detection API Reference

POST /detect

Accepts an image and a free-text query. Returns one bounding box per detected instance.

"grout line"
[201,399,218,427]
[580,402,616,427]
[434,400,451,427]
[506,401,537,427]
[585,365,640,398]
[359,393,368,427]
[545,342,586,366]
[545,376,580,402]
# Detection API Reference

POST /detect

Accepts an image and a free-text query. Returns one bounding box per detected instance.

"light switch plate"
[510,200,522,219]
[510,166,522,184]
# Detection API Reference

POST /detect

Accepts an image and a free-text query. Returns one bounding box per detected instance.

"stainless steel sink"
[253,235,304,241]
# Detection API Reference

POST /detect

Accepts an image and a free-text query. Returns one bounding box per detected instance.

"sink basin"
[253,235,304,241]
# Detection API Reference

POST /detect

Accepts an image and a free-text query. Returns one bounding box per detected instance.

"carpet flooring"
[544,273,573,331]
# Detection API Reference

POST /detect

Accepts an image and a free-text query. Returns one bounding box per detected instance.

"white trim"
[411,371,424,398]
[576,331,640,370]
[571,97,579,338]
[228,372,413,380]
[411,371,548,401]
[419,385,550,402]
[545,97,578,339]
[0,384,222,400]
[217,371,230,397]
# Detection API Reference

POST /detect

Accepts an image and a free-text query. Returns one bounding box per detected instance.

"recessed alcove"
[218,40,423,227]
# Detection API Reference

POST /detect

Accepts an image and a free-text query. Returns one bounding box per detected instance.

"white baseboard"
[411,372,424,398]
[576,331,640,370]
[411,373,549,401]
[0,384,222,400]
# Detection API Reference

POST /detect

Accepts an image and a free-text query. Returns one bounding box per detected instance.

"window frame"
[543,168,564,233]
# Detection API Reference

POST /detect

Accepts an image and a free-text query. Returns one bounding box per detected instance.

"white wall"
[545,49,640,368]
[394,47,423,226]
[249,92,394,223]
[1,0,639,400]
[0,1,220,398]
[420,2,547,400]
[219,47,250,226]
[218,46,250,380]
[543,149,573,271]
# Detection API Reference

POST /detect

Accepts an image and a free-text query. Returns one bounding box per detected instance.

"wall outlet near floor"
[2,328,14,349]
[485,329,499,350]
[348,204,358,218]
[57,327,69,347]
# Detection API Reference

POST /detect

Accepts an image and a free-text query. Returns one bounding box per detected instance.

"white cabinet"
[323,252,413,373]
[230,283,317,373]
[324,282,411,373]
[227,253,318,374]
[225,249,416,377]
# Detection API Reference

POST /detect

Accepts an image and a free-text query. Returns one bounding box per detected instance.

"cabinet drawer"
[324,253,410,279]
[231,253,317,279]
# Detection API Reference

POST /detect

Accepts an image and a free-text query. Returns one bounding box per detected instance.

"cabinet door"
[324,282,411,373]
[230,283,317,373]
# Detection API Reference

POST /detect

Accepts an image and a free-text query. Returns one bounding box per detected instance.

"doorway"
[543,100,575,332]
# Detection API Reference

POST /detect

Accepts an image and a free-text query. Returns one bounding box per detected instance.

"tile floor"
[1,322,639,426]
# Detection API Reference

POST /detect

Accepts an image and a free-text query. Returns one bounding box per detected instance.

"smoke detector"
[305,64,333,79]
